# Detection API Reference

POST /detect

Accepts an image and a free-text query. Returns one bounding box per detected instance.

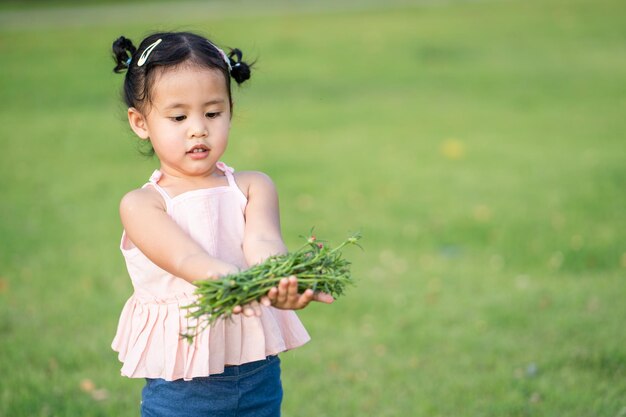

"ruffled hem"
[111,294,310,381]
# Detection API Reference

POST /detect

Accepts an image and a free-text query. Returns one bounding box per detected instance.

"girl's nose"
[189,127,208,138]
[189,118,208,138]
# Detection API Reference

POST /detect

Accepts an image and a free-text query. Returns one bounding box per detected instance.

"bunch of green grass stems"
[182,232,361,341]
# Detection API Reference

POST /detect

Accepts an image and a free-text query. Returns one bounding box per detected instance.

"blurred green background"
[1,0,625,415]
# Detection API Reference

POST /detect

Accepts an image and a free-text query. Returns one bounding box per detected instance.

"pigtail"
[112,36,137,73]
[228,48,252,85]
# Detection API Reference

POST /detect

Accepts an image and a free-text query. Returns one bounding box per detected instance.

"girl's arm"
[241,172,334,309]
[241,171,288,265]
[120,187,239,283]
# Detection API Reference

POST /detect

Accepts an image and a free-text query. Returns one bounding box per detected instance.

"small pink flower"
[307,235,317,243]
[317,243,324,249]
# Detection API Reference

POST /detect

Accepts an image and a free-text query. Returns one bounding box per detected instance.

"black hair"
[111,31,252,112]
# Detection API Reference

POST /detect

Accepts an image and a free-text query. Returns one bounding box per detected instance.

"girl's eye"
[206,112,220,119]
[172,115,186,122]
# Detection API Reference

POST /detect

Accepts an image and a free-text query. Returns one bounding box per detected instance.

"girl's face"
[128,64,231,180]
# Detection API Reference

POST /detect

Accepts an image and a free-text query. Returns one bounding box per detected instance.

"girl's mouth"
[187,145,209,153]
[187,145,209,158]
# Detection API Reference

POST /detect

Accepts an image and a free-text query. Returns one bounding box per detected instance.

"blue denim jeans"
[141,355,282,417]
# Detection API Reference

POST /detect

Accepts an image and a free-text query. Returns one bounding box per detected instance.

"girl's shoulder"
[119,185,167,216]
[233,170,278,200]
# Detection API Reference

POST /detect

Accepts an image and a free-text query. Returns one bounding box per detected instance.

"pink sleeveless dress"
[111,162,310,381]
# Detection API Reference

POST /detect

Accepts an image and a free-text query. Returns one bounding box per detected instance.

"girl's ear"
[127,107,150,140]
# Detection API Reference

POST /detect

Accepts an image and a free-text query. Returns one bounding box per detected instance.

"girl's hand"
[231,275,334,317]
[263,275,334,310]
[232,300,263,318]
[227,267,263,318]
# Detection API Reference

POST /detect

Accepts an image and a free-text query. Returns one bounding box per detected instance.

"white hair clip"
[209,42,231,72]
[137,39,162,67]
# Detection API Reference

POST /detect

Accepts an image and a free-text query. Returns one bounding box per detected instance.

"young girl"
[110,31,333,417]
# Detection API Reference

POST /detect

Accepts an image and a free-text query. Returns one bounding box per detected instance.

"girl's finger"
[287,276,299,299]
[251,301,262,316]
[267,287,278,302]
[243,304,255,317]
[297,289,315,308]
[243,301,264,317]
[276,278,289,304]
[313,291,335,304]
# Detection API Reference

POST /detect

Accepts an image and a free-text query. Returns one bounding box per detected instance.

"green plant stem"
[181,232,361,341]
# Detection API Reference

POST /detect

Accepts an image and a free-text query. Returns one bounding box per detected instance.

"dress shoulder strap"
[142,170,173,210]
[216,161,247,202]
[216,161,237,188]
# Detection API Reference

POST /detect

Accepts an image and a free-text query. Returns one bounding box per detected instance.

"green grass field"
[1,0,625,415]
